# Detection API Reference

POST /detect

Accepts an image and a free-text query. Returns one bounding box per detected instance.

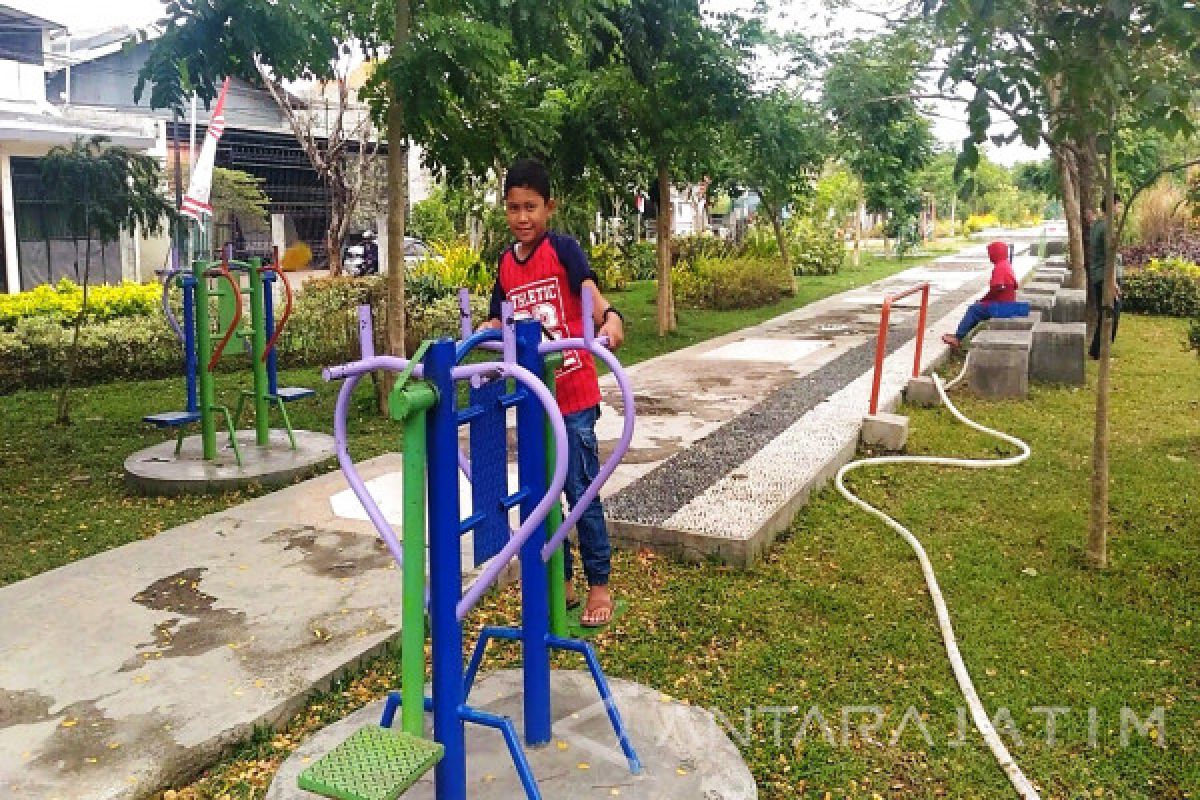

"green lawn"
[169,314,1197,799]
[0,249,941,587]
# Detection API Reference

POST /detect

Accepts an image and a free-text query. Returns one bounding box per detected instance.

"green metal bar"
[272,396,298,450]
[246,258,270,447]
[193,257,218,460]
[214,404,243,466]
[392,381,438,737]
[543,357,568,638]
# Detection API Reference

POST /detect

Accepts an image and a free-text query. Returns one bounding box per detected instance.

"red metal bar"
[260,246,294,362]
[206,259,243,373]
[868,282,931,415]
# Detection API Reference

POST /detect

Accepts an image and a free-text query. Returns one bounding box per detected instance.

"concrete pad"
[1030,321,1086,385]
[1019,291,1055,317]
[0,455,483,800]
[701,337,829,363]
[1022,281,1060,296]
[987,310,1042,332]
[124,429,336,495]
[267,670,756,800]
[861,412,909,450]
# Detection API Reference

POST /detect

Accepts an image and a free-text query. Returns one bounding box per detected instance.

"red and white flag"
[180,78,230,222]
[635,192,645,214]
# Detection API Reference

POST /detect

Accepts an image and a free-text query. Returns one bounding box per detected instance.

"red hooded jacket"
[981,241,1017,304]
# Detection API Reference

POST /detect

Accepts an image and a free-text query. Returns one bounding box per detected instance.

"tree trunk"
[327,185,346,276]
[381,0,411,411]
[1056,148,1087,290]
[56,234,90,426]
[655,161,675,336]
[853,200,863,267]
[1088,134,1118,570]
[761,196,794,291]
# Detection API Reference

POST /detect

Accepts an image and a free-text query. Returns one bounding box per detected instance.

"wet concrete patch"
[123,568,249,668]
[0,688,54,729]
[267,526,394,577]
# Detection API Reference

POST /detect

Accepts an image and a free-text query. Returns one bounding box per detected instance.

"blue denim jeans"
[561,405,610,587]
[955,302,994,340]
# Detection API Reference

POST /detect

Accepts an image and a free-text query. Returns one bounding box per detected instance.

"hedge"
[674,256,794,310]
[1,277,489,394]
[0,279,160,330]
[1121,258,1200,318]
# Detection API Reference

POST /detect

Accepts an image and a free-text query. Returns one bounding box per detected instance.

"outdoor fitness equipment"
[144,246,313,466]
[304,292,639,799]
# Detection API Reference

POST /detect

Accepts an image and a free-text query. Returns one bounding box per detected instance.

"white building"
[0,5,156,293]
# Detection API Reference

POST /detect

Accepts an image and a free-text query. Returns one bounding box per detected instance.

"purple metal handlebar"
[160,248,184,344]
[325,350,570,623]
[455,360,569,621]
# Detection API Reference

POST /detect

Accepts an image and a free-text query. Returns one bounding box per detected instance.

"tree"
[258,68,380,274]
[924,0,1200,567]
[41,136,173,424]
[729,89,829,275]
[824,28,935,251]
[600,0,750,335]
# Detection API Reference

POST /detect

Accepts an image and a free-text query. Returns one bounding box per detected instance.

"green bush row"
[1121,264,1200,317]
[674,256,794,310]
[1,276,489,394]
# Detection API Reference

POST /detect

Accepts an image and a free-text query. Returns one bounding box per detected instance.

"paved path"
[0,236,1045,800]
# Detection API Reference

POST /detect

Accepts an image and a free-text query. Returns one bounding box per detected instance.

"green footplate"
[298,725,443,800]
[565,597,629,639]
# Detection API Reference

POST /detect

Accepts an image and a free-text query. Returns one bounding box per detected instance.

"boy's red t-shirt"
[490,232,601,416]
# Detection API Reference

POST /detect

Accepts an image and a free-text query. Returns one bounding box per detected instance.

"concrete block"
[861,412,909,450]
[987,310,1042,332]
[1034,270,1067,287]
[1022,281,1061,296]
[1051,288,1086,324]
[1030,321,1086,385]
[905,375,941,408]
[1018,291,1055,318]
[968,330,1031,399]
[1044,239,1066,256]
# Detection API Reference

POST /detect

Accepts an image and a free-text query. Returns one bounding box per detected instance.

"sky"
[19,0,1044,166]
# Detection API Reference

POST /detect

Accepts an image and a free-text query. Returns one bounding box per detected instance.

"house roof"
[0,4,66,34]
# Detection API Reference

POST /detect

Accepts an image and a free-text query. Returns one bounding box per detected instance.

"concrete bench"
[1030,321,1086,385]
[987,309,1043,332]
[967,329,1032,398]
[1050,288,1086,324]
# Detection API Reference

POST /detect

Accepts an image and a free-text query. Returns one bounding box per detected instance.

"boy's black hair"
[504,158,552,201]
[1101,193,1121,212]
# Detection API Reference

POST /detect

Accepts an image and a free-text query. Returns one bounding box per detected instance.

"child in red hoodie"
[942,241,1017,348]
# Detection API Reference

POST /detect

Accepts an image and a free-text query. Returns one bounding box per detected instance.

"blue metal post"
[181,274,198,413]
[515,319,553,747]
[262,269,279,395]
[424,338,468,799]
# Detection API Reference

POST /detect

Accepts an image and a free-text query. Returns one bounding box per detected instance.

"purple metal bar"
[458,288,473,341]
[540,337,636,562]
[501,301,516,364]
[358,305,375,359]
[456,360,569,621]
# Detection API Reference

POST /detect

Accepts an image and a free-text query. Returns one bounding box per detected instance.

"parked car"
[342,234,437,276]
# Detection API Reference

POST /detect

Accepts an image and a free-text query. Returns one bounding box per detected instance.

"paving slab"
[0,455,482,800]
[267,670,756,800]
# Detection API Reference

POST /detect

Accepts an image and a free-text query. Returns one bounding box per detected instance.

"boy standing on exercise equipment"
[480,157,626,627]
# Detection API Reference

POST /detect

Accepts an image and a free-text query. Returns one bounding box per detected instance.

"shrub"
[1121,259,1200,317]
[674,234,737,267]
[1131,179,1188,246]
[786,217,843,275]
[588,243,629,291]
[408,194,456,244]
[963,213,1000,235]
[623,241,657,281]
[409,239,491,296]
[0,279,160,330]
[0,275,489,394]
[674,256,793,310]
[1120,232,1200,269]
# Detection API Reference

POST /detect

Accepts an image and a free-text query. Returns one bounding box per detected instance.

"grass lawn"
[0,248,946,587]
[167,314,1197,799]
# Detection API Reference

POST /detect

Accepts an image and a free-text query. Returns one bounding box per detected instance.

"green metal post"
[543,356,568,637]
[246,258,271,447]
[392,381,438,737]
[193,256,218,460]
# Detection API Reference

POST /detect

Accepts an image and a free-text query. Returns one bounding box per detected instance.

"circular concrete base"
[124,429,336,495]
[267,669,756,800]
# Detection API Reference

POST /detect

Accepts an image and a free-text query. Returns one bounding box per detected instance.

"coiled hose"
[835,358,1040,799]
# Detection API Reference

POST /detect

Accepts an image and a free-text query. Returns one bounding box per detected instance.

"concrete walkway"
[0,235,1046,800]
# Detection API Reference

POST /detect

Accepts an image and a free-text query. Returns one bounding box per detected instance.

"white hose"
[835,368,1041,799]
